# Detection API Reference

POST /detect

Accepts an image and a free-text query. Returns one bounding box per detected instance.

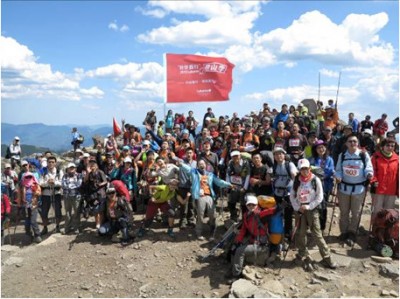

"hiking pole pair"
[277,212,302,275]
[328,183,339,237]
[351,181,370,250]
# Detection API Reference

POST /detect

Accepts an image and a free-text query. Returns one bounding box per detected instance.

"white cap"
[298,103,303,107]
[75,149,83,154]
[143,140,151,145]
[21,160,28,166]
[124,157,132,163]
[245,194,258,206]
[298,159,310,169]
[273,147,286,154]
[205,117,211,121]
[364,129,372,135]
[67,163,76,168]
[83,153,90,158]
[5,163,11,168]
[230,150,240,157]
[14,136,20,141]
[107,133,112,137]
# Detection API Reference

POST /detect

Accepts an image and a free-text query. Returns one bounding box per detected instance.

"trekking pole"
[219,188,224,220]
[277,212,302,275]
[351,182,370,250]
[13,207,21,236]
[328,183,339,237]
[50,185,56,231]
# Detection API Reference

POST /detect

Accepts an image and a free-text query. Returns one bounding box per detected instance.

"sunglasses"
[25,176,33,179]
[385,144,395,147]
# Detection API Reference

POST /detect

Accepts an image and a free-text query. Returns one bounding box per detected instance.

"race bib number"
[231,175,243,185]
[299,187,311,204]
[289,139,300,147]
[343,165,360,177]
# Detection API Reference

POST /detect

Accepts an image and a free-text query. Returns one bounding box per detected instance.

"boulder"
[379,264,399,279]
[230,279,259,298]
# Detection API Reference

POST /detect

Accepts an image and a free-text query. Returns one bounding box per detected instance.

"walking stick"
[328,184,339,237]
[351,182,370,250]
[277,212,302,275]
[50,185,56,231]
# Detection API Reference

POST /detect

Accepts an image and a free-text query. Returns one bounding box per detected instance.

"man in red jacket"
[225,194,275,283]
[1,184,11,245]
[370,138,399,222]
[373,114,389,144]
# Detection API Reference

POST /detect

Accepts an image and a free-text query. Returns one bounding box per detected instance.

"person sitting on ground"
[290,159,337,271]
[99,186,133,245]
[225,194,276,284]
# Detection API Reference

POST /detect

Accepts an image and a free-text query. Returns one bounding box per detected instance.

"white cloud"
[137,1,263,47]
[108,20,130,32]
[81,103,101,110]
[320,69,340,78]
[1,36,104,101]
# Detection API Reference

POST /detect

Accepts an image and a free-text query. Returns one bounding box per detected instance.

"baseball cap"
[83,153,90,158]
[298,159,310,169]
[122,145,130,151]
[14,136,20,141]
[182,129,189,135]
[245,194,258,206]
[67,163,76,168]
[230,150,240,157]
[298,103,303,107]
[106,187,116,194]
[202,137,212,144]
[107,133,112,137]
[324,127,333,132]
[273,147,286,154]
[205,117,211,121]
[142,140,151,146]
[21,160,29,166]
[75,149,83,154]
[124,157,132,163]
[313,140,326,148]
[5,163,11,168]
[89,157,97,163]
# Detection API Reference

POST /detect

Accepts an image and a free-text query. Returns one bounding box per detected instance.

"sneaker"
[321,256,338,269]
[137,227,146,238]
[167,228,175,238]
[40,226,48,236]
[345,232,356,246]
[294,254,304,266]
[303,256,316,272]
[34,235,42,243]
[197,235,205,241]
[121,239,129,246]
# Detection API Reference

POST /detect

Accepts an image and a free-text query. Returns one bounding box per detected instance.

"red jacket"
[371,151,399,196]
[235,206,276,244]
[1,194,11,220]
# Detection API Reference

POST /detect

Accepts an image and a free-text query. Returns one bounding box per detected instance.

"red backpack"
[371,209,399,257]
[110,180,131,203]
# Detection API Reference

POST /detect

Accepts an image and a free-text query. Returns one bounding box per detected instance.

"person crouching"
[226,194,276,284]
[98,187,133,246]
[290,159,337,271]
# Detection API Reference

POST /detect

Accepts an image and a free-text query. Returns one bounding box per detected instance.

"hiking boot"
[321,256,338,269]
[197,235,205,241]
[294,253,304,266]
[34,235,42,243]
[224,272,240,285]
[40,226,48,236]
[303,256,316,272]
[25,226,32,236]
[338,232,349,242]
[167,228,175,238]
[121,239,129,246]
[137,227,146,238]
[55,225,61,233]
[345,232,356,246]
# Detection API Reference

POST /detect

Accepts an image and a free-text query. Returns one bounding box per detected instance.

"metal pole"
[335,71,341,108]
[351,185,369,250]
[328,184,339,237]
[318,72,321,102]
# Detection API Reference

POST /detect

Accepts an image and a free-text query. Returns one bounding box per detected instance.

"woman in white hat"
[290,159,337,271]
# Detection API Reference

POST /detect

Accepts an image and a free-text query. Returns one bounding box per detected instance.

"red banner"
[113,117,122,136]
[166,53,234,103]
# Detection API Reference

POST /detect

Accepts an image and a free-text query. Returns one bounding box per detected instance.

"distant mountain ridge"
[1,123,113,152]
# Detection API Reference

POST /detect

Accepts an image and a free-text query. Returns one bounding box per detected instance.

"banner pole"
[318,72,321,102]
[163,53,167,122]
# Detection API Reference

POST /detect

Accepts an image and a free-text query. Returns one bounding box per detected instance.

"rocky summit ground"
[1,195,399,298]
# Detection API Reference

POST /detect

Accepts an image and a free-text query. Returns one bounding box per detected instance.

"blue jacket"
[309,156,335,194]
[273,111,289,129]
[180,163,232,201]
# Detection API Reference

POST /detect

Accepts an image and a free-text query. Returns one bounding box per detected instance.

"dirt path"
[1,195,399,298]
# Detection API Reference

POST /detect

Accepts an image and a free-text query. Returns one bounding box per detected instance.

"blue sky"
[1,1,399,129]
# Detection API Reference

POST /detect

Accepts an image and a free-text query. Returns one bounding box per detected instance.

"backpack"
[77,134,84,144]
[339,149,367,170]
[110,180,131,203]
[272,161,291,180]
[370,209,399,258]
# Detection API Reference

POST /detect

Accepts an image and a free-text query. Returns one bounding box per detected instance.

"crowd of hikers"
[1,99,399,283]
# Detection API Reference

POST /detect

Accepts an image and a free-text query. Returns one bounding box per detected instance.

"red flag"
[113,117,122,136]
[166,53,234,103]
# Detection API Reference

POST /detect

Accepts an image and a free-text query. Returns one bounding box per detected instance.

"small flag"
[113,117,122,136]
